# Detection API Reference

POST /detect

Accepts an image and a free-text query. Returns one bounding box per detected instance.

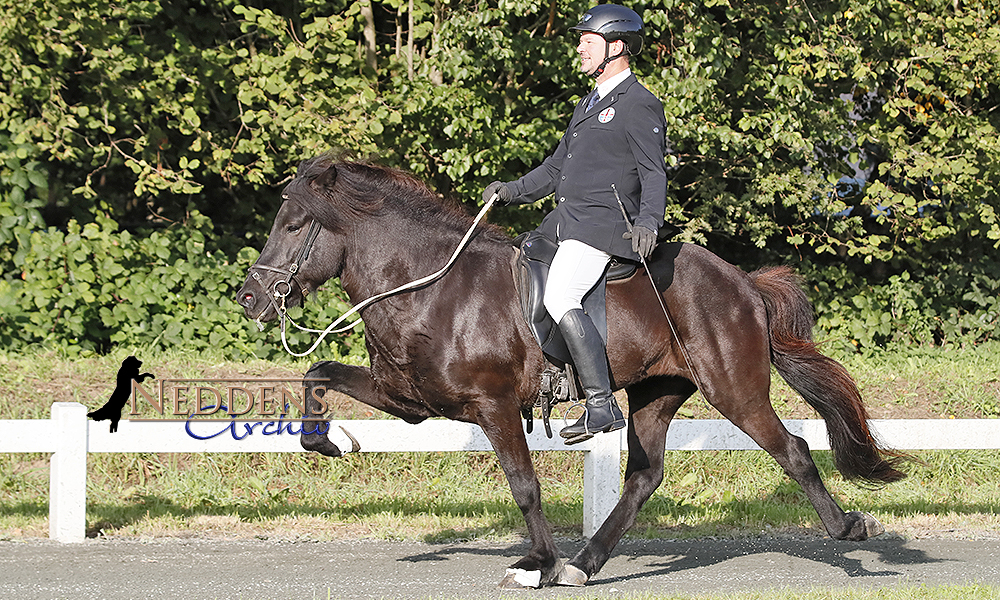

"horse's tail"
[749,266,907,486]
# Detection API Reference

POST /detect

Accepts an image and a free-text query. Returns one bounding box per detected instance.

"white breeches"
[543,239,611,324]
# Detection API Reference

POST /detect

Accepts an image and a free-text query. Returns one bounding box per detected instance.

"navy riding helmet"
[570,4,644,77]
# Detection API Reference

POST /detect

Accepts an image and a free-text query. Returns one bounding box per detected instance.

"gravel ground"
[0,535,998,599]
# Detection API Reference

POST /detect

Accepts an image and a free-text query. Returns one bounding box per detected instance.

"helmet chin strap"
[588,39,627,79]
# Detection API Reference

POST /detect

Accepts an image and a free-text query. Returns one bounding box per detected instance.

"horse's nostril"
[241,292,255,308]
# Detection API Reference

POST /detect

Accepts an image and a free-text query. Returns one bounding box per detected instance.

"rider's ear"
[311,164,338,193]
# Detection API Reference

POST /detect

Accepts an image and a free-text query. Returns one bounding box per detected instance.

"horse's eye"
[286,224,302,233]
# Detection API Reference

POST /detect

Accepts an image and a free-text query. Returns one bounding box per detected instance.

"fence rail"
[1,402,998,543]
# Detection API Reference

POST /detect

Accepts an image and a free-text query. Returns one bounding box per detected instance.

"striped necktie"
[585,90,601,112]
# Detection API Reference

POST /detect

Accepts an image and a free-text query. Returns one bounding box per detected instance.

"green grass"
[570,586,1000,600]
[1,345,998,542]
[837,344,1000,419]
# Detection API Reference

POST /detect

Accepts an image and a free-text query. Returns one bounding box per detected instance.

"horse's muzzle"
[236,281,275,323]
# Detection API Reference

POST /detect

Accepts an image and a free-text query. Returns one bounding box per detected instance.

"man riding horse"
[484,4,669,444]
[237,4,904,588]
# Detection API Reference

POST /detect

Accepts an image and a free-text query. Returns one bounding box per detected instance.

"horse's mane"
[292,155,510,244]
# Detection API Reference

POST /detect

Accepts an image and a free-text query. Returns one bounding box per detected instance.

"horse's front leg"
[479,407,562,589]
[302,360,435,457]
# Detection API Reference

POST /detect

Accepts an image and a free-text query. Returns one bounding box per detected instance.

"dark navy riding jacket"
[508,74,668,261]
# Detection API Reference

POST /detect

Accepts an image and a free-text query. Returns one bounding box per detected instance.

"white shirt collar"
[596,68,632,100]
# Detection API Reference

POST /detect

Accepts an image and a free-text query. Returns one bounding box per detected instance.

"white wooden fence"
[1,402,998,543]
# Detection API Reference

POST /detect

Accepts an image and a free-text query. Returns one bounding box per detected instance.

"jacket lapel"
[573,74,638,126]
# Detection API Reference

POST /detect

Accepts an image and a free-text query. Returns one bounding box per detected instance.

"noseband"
[248,219,322,329]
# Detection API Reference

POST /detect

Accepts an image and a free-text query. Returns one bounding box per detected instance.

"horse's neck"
[339,216,481,306]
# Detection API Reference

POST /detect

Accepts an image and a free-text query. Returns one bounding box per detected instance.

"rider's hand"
[623,225,657,259]
[483,181,513,205]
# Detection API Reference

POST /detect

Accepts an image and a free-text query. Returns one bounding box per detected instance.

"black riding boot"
[558,309,625,444]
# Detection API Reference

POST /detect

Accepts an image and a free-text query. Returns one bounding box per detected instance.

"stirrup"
[560,401,588,430]
[560,402,595,446]
[559,400,625,445]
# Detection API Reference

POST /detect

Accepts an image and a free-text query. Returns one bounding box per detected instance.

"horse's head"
[237,154,487,325]
[236,159,346,324]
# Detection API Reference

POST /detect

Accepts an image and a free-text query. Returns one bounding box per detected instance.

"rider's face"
[577,33,624,77]
[577,33,606,76]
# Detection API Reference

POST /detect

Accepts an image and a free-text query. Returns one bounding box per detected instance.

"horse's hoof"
[301,426,360,458]
[334,426,361,453]
[499,568,541,589]
[862,513,885,538]
[553,564,588,587]
[843,511,885,540]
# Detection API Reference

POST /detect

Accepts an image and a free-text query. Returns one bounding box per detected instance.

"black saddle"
[511,226,679,437]
[512,224,680,363]
[513,231,615,366]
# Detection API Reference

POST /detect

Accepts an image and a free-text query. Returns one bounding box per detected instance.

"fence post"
[581,430,621,538]
[49,402,88,543]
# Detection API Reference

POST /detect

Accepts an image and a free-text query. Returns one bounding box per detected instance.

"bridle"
[246,193,500,358]
[248,219,323,331]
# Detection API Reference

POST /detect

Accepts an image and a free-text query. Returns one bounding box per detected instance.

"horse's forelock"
[291,158,431,216]
[337,162,439,207]
[295,155,334,179]
[280,157,344,231]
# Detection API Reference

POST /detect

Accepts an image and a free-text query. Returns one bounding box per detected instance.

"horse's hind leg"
[301,360,436,457]
[558,377,693,586]
[478,407,561,588]
[710,385,883,541]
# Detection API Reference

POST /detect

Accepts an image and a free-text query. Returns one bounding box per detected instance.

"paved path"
[1,536,998,599]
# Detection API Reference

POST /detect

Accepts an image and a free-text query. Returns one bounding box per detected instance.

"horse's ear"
[310,164,338,193]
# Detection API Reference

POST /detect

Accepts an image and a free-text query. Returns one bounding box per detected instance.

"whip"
[611,184,706,394]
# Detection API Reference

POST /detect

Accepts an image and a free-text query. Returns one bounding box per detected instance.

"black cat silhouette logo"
[87,356,155,432]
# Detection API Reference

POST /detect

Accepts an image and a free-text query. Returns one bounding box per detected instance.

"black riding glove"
[483,181,513,205]
[623,225,657,260]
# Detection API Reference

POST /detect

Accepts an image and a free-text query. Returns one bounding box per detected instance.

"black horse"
[236,156,905,588]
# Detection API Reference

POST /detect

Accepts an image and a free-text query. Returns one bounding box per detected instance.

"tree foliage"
[1,0,998,356]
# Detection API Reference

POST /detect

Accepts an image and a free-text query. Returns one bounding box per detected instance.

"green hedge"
[0,211,366,361]
[2,0,999,356]
[1,208,996,358]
